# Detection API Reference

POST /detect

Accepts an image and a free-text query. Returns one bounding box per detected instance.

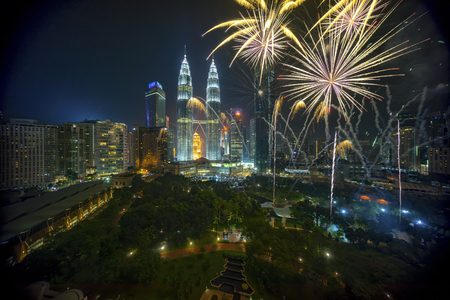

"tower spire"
[184,45,186,57]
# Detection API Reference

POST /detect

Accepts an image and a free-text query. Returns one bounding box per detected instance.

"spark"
[291,100,306,118]
[336,140,353,158]
[203,0,305,84]
[282,2,427,115]
[220,112,230,128]
[321,0,389,37]
[187,97,206,113]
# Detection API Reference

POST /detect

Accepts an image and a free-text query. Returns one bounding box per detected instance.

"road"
[161,243,246,259]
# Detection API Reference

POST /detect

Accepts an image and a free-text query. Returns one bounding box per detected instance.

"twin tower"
[177,52,221,161]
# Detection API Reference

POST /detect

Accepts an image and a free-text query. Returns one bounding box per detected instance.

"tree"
[302,218,315,231]
[199,246,206,254]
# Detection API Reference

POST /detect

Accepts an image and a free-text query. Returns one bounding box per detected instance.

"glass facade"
[231,109,243,163]
[206,59,221,160]
[176,54,193,161]
[254,69,274,174]
[145,81,166,127]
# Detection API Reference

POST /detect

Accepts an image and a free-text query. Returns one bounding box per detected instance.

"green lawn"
[161,231,220,253]
[86,251,277,300]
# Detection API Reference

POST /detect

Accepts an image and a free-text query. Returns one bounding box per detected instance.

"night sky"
[1,0,449,143]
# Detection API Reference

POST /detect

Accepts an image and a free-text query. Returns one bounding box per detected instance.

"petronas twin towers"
[176,51,221,161]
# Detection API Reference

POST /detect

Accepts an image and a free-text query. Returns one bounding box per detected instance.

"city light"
[342,210,346,213]
[381,209,385,212]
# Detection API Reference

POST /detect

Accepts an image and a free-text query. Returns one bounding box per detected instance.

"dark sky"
[1,0,449,143]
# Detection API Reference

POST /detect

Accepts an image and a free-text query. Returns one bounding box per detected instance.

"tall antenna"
[184,45,186,57]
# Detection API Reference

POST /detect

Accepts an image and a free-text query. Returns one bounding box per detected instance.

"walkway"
[161,243,246,259]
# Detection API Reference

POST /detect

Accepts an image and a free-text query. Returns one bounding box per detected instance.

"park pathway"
[161,243,246,259]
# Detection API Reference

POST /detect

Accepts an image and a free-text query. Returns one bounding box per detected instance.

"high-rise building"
[176,51,193,161]
[134,125,174,171]
[250,118,256,161]
[127,131,134,169]
[193,133,202,160]
[145,81,166,127]
[313,139,326,161]
[429,147,450,175]
[43,124,58,184]
[231,109,243,163]
[392,126,419,171]
[254,70,274,173]
[206,58,221,160]
[57,123,88,177]
[220,127,229,156]
[242,126,249,162]
[0,119,46,188]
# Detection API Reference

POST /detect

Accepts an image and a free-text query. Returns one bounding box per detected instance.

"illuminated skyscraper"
[176,50,193,161]
[231,109,243,163]
[145,81,166,127]
[206,58,221,160]
[254,69,273,173]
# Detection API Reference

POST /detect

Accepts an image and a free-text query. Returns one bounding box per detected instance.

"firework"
[321,0,389,38]
[187,97,206,113]
[335,139,353,158]
[203,0,305,84]
[220,112,230,128]
[282,1,426,115]
[291,100,306,118]
[272,95,283,205]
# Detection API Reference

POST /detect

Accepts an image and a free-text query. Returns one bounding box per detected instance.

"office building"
[250,118,256,161]
[206,58,221,160]
[254,69,273,173]
[145,81,166,127]
[177,51,194,161]
[134,125,174,172]
[0,119,54,188]
[231,109,243,163]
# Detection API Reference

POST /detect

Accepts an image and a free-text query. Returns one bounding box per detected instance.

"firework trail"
[282,1,428,116]
[272,96,283,205]
[203,0,306,84]
[397,119,402,224]
[330,131,337,220]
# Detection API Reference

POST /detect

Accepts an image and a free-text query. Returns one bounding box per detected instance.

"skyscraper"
[1,119,46,188]
[134,125,173,172]
[250,118,256,161]
[145,81,166,127]
[176,51,193,161]
[254,69,273,173]
[206,58,221,160]
[231,109,243,163]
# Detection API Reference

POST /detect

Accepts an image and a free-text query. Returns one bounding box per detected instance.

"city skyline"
[1,0,448,142]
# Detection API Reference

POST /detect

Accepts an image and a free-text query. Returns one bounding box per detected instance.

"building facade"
[176,53,193,161]
[206,59,221,160]
[134,125,174,172]
[193,132,202,160]
[0,119,46,188]
[429,147,450,175]
[145,81,166,127]
[254,69,273,173]
[231,109,243,163]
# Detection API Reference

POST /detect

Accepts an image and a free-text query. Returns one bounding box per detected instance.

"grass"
[161,231,219,253]
[83,251,276,300]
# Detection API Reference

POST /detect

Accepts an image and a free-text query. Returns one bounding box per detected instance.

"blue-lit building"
[176,52,193,161]
[145,81,166,127]
[206,59,221,160]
